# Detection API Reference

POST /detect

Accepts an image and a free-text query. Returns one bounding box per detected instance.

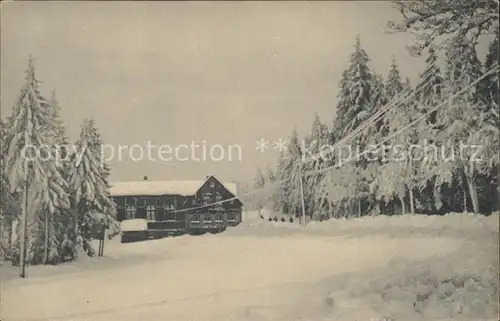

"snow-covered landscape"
[1,1,499,321]
[2,211,499,321]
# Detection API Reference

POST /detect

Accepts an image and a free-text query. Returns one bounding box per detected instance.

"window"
[203,193,211,205]
[146,205,156,221]
[229,200,234,205]
[192,214,200,222]
[209,182,215,188]
[204,214,212,222]
[192,199,197,206]
[126,206,136,219]
[215,214,223,222]
[165,204,176,221]
[228,214,236,221]
[215,192,222,202]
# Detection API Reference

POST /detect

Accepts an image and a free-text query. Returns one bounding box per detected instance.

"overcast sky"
[1,1,429,184]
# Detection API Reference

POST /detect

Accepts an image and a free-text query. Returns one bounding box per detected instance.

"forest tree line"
[0,59,116,265]
[249,0,499,219]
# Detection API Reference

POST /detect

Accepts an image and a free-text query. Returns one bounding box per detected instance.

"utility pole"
[19,160,29,278]
[97,220,103,257]
[43,211,49,264]
[298,164,306,226]
[100,212,108,257]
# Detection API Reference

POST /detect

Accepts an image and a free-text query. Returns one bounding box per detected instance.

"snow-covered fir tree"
[266,166,276,183]
[252,167,266,212]
[301,113,330,218]
[0,119,18,258]
[386,57,405,99]
[327,36,375,217]
[5,58,70,264]
[254,167,266,189]
[334,36,373,138]
[432,37,487,213]
[272,128,303,216]
[69,118,115,257]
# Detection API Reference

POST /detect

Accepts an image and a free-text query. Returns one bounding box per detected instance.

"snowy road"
[1,214,498,321]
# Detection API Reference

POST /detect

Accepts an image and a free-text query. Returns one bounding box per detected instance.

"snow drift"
[1,212,497,321]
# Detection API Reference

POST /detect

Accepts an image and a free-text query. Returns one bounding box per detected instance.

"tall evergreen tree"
[475,36,500,211]
[434,37,487,213]
[252,167,267,212]
[5,58,70,264]
[273,128,303,216]
[334,36,373,138]
[386,57,405,99]
[0,119,17,257]
[302,113,330,218]
[328,36,374,217]
[69,118,115,257]
[415,47,443,105]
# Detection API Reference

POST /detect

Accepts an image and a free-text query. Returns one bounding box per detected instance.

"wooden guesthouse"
[110,176,243,241]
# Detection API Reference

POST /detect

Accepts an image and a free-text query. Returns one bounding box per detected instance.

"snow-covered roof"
[110,179,238,198]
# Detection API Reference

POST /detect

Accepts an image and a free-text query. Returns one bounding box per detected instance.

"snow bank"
[307,211,499,231]
[120,219,148,232]
[314,236,499,321]
[232,211,499,238]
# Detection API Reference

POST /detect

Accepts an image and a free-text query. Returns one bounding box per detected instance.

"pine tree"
[253,168,266,212]
[371,72,427,215]
[335,36,373,138]
[332,69,351,144]
[0,119,18,258]
[254,167,266,189]
[386,57,404,99]
[39,89,72,264]
[69,118,115,257]
[474,36,499,211]
[5,58,70,265]
[267,166,276,183]
[410,46,446,212]
[329,36,374,217]
[416,47,443,107]
[434,37,486,213]
[363,70,393,216]
[273,128,303,216]
[272,152,289,213]
[302,113,330,219]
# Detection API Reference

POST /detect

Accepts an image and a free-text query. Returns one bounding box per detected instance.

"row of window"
[125,205,237,221]
[126,205,160,220]
[121,192,234,209]
[191,214,236,222]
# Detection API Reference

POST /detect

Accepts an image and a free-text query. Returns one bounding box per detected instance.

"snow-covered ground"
[1,212,498,321]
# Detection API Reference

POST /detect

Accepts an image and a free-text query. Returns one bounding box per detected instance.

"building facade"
[110,176,243,228]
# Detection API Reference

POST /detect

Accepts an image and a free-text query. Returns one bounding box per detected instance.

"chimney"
[143,176,148,181]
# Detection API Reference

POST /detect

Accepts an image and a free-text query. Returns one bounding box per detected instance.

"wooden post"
[43,211,49,264]
[298,164,306,225]
[101,212,108,256]
[97,223,102,257]
[19,161,29,278]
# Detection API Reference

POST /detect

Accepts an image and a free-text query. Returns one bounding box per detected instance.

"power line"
[214,63,499,207]
[300,85,415,165]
